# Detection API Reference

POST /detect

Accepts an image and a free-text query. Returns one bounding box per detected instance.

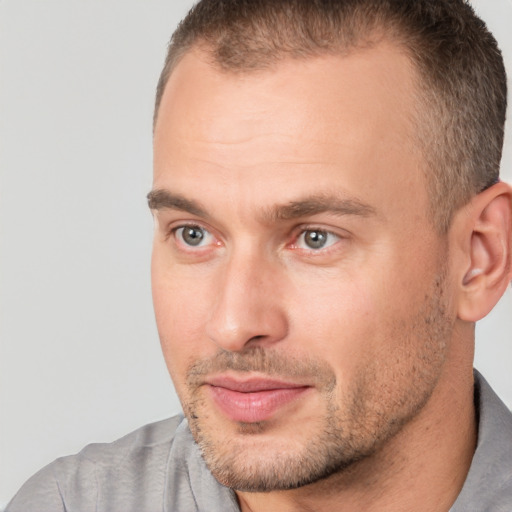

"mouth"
[204,375,311,423]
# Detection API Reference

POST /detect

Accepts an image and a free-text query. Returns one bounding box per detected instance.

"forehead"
[153,44,428,225]
[156,43,417,142]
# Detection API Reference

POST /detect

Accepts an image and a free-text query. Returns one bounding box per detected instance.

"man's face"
[151,44,456,491]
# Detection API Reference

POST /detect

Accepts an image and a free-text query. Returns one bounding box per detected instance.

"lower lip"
[207,385,310,423]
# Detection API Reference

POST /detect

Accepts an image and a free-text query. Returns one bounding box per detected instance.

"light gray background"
[0,0,511,507]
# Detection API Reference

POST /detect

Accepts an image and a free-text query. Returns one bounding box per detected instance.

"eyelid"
[289,225,348,253]
[162,218,348,255]
[163,218,212,239]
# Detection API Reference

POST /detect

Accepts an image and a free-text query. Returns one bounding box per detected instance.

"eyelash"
[290,228,341,253]
[167,222,346,256]
[170,223,218,251]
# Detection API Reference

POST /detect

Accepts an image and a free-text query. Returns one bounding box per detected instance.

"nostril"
[248,335,266,342]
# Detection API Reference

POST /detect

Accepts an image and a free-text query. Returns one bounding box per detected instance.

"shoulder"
[54,414,184,489]
[67,414,183,467]
[6,415,185,512]
[451,371,512,511]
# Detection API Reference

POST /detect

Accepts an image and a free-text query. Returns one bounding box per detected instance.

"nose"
[205,252,288,352]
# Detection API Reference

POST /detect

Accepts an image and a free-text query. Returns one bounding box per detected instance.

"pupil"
[183,227,204,246]
[305,230,326,249]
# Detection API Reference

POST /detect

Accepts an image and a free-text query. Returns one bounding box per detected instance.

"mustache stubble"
[186,346,337,393]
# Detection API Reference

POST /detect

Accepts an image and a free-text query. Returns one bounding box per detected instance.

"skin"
[150,43,511,511]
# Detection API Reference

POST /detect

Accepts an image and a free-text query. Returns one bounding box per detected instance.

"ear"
[456,181,512,322]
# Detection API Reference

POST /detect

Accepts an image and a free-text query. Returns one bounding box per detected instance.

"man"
[7,0,512,510]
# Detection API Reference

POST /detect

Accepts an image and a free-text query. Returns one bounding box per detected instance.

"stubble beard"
[180,271,453,492]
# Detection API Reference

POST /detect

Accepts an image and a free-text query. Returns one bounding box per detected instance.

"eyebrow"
[147,189,377,222]
[263,194,377,222]
[147,189,208,218]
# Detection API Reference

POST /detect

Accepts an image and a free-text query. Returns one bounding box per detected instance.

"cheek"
[288,275,380,378]
[286,257,431,386]
[151,254,215,383]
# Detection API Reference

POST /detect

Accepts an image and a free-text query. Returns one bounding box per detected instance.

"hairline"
[152,32,472,236]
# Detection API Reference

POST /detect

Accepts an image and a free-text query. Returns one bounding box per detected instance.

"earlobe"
[457,182,512,322]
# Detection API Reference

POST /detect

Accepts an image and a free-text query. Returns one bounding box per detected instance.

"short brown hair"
[154,0,507,232]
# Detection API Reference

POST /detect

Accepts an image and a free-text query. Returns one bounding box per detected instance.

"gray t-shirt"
[6,372,512,512]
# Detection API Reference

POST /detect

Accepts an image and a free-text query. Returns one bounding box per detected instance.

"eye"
[174,225,214,248]
[295,229,340,250]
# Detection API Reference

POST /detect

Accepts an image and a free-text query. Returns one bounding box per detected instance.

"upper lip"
[205,375,310,393]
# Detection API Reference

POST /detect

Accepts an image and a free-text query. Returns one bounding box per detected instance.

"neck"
[236,338,477,512]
